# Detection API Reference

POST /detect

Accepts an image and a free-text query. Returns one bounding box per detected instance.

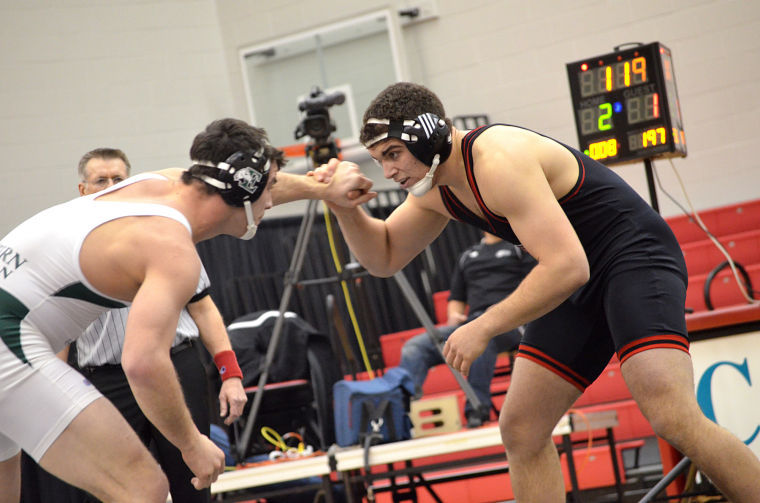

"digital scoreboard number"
[566,42,687,165]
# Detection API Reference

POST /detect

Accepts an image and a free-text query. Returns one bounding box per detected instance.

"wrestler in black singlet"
[439,124,689,390]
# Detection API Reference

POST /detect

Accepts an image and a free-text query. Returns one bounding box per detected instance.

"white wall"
[1,0,758,235]
[0,0,234,235]
[215,0,760,219]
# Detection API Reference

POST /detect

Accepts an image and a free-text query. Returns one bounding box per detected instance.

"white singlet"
[0,173,192,461]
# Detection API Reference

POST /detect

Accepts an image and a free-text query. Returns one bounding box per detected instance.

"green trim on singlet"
[0,288,31,364]
[54,282,127,309]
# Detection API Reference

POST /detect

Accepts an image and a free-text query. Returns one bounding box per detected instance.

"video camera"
[294,86,345,165]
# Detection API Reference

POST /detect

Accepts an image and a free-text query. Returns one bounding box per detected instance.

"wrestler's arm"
[186,295,247,425]
[120,222,224,488]
[158,162,376,208]
[270,160,376,207]
[479,150,586,327]
[328,194,450,277]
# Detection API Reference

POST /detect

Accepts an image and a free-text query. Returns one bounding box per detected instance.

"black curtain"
[197,189,480,351]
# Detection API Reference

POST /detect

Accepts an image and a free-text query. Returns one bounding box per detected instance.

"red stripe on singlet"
[558,153,587,205]
[462,128,508,226]
[440,186,468,221]
[617,334,690,364]
[619,343,691,364]
[516,344,591,391]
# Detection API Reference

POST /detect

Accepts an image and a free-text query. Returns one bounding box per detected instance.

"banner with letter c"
[691,331,760,460]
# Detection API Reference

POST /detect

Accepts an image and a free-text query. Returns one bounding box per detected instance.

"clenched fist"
[309,158,376,208]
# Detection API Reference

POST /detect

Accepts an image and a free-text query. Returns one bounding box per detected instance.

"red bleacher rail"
[665,199,760,245]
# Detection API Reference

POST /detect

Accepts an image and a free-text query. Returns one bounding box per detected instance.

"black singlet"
[438,124,690,389]
[439,124,687,304]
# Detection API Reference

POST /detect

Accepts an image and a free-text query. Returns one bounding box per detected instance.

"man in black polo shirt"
[400,232,535,427]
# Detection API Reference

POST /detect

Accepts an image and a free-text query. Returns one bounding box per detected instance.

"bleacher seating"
[686,262,760,311]
[666,199,760,244]
[669,199,759,312]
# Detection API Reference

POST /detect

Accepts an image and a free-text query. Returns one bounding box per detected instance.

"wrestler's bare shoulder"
[154,167,186,180]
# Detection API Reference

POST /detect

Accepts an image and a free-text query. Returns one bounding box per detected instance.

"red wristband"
[214,350,243,381]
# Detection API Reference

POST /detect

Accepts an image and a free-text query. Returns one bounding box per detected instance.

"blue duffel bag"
[333,367,415,447]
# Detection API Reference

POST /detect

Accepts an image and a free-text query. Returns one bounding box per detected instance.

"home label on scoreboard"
[566,42,687,166]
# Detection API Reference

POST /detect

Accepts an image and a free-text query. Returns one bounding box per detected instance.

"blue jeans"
[399,325,511,416]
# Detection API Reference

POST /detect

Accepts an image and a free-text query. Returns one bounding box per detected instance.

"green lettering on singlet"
[54,282,126,308]
[0,288,31,364]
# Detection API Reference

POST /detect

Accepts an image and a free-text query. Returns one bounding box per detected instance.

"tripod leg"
[326,294,360,378]
[235,199,321,462]
[638,456,691,503]
[392,271,483,411]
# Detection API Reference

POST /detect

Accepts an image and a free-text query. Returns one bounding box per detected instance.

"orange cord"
[566,408,593,475]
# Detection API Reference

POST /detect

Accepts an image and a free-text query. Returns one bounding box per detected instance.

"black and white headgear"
[192,148,271,240]
[193,148,270,207]
[363,113,452,196]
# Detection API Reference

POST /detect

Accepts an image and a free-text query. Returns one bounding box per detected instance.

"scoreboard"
[566,42,687,165]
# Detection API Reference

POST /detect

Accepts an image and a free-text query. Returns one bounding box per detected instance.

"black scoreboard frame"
[566,41,687,166]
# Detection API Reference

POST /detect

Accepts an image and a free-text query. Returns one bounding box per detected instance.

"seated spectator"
[399,232,536,427]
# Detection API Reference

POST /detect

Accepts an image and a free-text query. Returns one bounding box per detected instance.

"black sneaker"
[465,412,484,428]
[465,404,491,428]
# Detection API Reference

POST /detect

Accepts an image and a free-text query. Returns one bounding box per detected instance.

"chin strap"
[407,154,440,197]
[239,199,257,240]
